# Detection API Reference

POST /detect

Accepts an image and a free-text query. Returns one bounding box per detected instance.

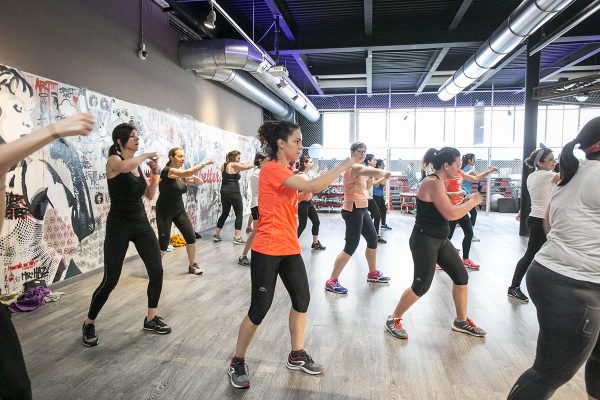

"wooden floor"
[12,211,587,400]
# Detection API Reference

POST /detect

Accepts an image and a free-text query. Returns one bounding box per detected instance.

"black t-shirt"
[107,165,147,220]
[157,166,187,212]
[220,163,241,194]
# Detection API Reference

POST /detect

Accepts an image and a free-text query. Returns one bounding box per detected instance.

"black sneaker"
[507,287,529,303]
[238,255,251,266]
[228,358,250,389]
[381,224,392,230]
[286,350,324,375]
[143,316,172,334]
[377,236,387,244]
[311,241,326,250]
[452,318,486,337]
[82,322,98,347]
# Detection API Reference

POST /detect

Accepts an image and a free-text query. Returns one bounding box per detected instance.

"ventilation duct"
[179,39,320,122]
[438,0,576,101]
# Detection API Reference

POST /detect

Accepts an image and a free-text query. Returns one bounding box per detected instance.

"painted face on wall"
[0,85,36,143]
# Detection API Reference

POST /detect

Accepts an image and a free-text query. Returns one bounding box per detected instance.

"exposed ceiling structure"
[159,0,600,104]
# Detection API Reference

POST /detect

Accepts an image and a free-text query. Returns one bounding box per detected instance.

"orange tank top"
[342,169,368,211]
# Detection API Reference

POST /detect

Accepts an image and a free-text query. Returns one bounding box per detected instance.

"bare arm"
[228,162,255,173]
[422,178,481,221]
[543,201,551,234]
[107,152,157,178]
[144,159,160,200]
[168,159,214,179]
[184,176,203,186]
[284,158,354,193]
[350,164,390,179]
[551,173,560,184]
[463,166,498,182]
[373,176,387,186]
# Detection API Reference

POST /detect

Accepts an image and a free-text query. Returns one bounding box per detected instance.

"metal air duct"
[179,39,320,122]
[438,0,576,101]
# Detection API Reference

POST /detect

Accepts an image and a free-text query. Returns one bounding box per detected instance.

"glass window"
[579,107,600,132]
[444,109,456,146]
[415,108,444,147]
[389,109,415,147]
[358,110,387,149]
[454,108,475,147]
[545,106,564,147]
[490,107,515,147]
[537,106,547,145]
[562,105,579,144]
[323,112,352,148]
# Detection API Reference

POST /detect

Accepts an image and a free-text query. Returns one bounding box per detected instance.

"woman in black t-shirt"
[157,147,212,275]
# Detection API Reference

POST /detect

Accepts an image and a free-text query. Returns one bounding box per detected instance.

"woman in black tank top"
[213,150,254,244]
[384,147,486,341]
[82,123,171,348]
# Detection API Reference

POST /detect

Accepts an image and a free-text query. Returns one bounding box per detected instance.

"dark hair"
[0,66,33,97]
[422,147,461,171]
[297,154,313,172]
[375,159,384,168]
[524,147,553,169]
[257,121,300,160]
[109,123,136,156]
[253,152,267,167]
[461,153,475,168]
[350,142,366,153]
[363,153,375,166]
[226,150,241,163]
[166,147,182,166]
[559,116,600,186]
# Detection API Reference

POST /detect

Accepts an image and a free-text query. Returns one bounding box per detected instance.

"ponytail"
[558,116,600,186]
[422,147,460,171]
[109,123,136,157]
[558,140,580,186]
[257,121,300,160]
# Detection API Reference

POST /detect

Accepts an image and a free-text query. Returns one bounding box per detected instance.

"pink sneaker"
[463,259,480,270]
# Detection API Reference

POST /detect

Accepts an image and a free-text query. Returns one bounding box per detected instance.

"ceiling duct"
[179,39,320,122]
[438,0,576,101]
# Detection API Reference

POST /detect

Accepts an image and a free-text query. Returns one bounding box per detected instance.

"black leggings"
[297,201,320,237]
[469,207,477,226]
[409,226,468,297]
[156,208,196,251]
[87,214,163,320]
[247,251,310,325]
[508,261,600,400]
[448,214,474,259]
[373,195,387,225]
[341,205,378,256]
[0,306,32,400]
[217,191,244,230]
[510,216,546,288]
[368,198,381,233]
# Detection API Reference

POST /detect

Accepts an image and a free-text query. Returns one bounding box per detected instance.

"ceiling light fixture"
[204,0,216,29]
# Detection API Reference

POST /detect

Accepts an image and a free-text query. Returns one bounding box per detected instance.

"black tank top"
[107,156,147,220]
[414,175,450,239]
[157,166,187,212]
[221,162,241,194]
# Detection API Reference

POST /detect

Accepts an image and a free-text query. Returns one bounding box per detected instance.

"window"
[415,108,444,147]
[389,109,415,147]
[454,108,475,147]
[358,110,387,149]
[323,112,352,148]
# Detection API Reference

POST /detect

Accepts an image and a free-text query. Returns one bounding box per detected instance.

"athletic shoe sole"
[143,327,171,334]
[325,286,347,294]
[82,340,98,347]
[228,369,250,389]
[286,361,324,375]
[507,293,529,303]
[385,324,408,340]
[451,325,486,337]
[367,278,390,283]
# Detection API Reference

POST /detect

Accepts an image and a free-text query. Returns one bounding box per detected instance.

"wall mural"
[0,64,260,293]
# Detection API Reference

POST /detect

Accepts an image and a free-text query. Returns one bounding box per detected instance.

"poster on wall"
[0,64,259,293]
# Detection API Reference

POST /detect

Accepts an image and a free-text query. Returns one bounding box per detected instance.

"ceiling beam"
[277,40,482,56]
[263,0,296,41]
[416,47,450,94]
[541,43,600,82]
[448,0,474,31]
[291,53,324,95]
[366,50,373,94]
[364,0,373,36]
[466,45,527,92]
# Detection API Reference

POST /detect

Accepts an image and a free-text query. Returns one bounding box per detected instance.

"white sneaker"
[472,236,480,242]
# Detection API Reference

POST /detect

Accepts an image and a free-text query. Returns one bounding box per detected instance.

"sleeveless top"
[157,166,187,212]
[414,175,450,239]
[221,162,241,194]
[107,155,147,220]
[342,169,368,211]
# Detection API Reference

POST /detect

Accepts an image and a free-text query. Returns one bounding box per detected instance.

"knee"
[148,268,163,283]
[343,240,359,256]
[247,303,271,325]
[411,281,431,297]
[366,235,378,249]
[453,271,469,286]
[291,293,310,314]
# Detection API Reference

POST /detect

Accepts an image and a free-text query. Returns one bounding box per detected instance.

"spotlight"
[204,0,216,29]
[575,92,589,102]
[277,77,287,89]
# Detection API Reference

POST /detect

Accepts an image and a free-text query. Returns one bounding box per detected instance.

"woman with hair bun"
[296,154,326,250]
[156,147,213,275]
[385,147,486,340]
[507,145,558,303]
[508,117,600,400]
[227,121,353,389]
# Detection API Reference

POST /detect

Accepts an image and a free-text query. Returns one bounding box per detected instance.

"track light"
[575,92,590,102]
[277,77,287,89]
[204,0,216,29]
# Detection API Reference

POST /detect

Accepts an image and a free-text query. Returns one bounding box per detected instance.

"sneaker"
[228,358,250,389]
[166,244,174,252]
[188,262,203,275]
[462,258,480,270]
[385,316,408,339]
[143,316,172,334]
[311,241,326,250]
[472,235,481,242]
[82,322,98,347]
[233,237,246,245]
[367,270,390,283]
[213,234,222,242]
[452,318,486,337]
[238,255,251,266]
[245,226,253,234]
[381,224,392,230]
[325,279,348,294]
[507,287,529,303]
[286,350,324,375]
[377,236,387,244]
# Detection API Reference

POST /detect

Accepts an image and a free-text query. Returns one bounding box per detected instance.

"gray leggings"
[508,261,600,400]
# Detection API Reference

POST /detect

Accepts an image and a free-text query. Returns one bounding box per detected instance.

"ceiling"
[161,0,600,99]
